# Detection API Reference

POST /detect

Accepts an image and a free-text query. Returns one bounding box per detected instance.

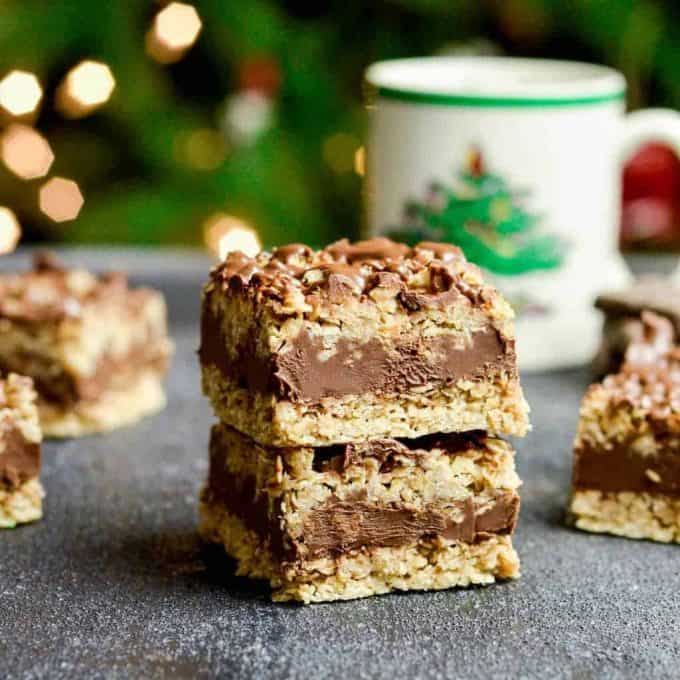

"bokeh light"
[0,70,42,117]
[146,2,202,64]
[0,207,21,254]
[354,146,365,176]
[56,60,116,118]
[39,177,84,222]
[322,132,359,173]
[1,124,54,180]
[175,128,227,170]
[203,213,261,259]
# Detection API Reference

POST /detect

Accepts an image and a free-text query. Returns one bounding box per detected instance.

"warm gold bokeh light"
[0,70,43,117]
[1,124,54,180]
[56,61,116,118]
[177,128,227,170]
[203,213,261,259]
[322,132,359,173]
[146,2,202,64]
[39,177,84,222]
[354,146,365,176]
[0,207,21,254]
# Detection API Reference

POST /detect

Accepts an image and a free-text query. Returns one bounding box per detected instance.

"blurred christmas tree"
[392,148,565,275]
[0,0,677,252]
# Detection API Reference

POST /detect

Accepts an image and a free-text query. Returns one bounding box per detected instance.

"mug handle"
[621,108,680,161]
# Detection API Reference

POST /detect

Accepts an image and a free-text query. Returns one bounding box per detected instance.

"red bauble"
[621,142,680,248]
[238,56,281,97]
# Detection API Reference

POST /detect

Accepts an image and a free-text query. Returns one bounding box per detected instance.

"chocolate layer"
[573,443,680,497]
[203,447,519,562]
[200,307,514,403]
[0,423,40,490]
[300,493,519,560]
[0,345,168,407]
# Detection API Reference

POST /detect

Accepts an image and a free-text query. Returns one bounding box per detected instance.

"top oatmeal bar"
[200,238,530,446]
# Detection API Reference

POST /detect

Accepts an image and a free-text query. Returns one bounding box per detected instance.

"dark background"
[1,0,680,252]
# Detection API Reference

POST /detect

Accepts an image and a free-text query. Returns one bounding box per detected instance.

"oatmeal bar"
[200,238,529,447]
[0,253,173,437]
[570,312,680,542]
[593,277,680,377]
[200,425,521,603]
[1,374,43,528]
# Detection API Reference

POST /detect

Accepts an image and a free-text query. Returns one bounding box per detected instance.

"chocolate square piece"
[0,253,173,437]
[200,425,521,603]
[593,276,680,377]
[199,238,529,447]
[571,312,680,542]
[1,374,43,528]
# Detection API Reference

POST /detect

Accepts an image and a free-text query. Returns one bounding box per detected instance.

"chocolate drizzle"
[311,431,491,473]
[601,312,680,418]
[208,238,491,311]
[0,251,142,323]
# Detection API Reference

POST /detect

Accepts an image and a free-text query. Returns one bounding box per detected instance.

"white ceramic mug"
[365,56,680,371]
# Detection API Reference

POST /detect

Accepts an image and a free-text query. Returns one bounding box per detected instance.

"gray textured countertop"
[2,249,679,679]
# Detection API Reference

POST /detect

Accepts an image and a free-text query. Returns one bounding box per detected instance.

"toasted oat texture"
[1,374,44,527]
[199,425,521,603]
[0,478,44,528]
[202,365,528,447]
[200,238,530,446]
[570,490,680,543]
[0,252,172,437]
[200,507,519,603]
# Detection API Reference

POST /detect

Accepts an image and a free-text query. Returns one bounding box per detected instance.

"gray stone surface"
[2,249,679,679]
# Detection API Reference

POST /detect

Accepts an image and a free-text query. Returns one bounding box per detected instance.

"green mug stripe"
[373,85,626,107]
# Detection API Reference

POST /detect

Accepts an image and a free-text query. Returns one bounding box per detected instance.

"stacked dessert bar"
[199,238,530,602]
[1,373,43,528]
[0,253,173,437]
[570,311,680,543]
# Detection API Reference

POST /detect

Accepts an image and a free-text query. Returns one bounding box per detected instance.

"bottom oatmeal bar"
[199,425,521,603]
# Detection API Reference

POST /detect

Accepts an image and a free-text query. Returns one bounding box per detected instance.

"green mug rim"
[371,85,626,108]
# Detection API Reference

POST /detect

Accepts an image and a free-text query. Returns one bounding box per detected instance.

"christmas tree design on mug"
[391,147,566,276]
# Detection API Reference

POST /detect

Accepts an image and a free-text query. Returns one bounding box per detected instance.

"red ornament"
[238,56,281,97]
[621,142,680,248]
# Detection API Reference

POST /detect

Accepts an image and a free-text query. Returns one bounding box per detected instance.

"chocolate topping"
[200,307,515,403]
[0,422,40,490]
[208,237,493,313]
[593,278,680,376]
[596,277,680,336]
[311,430,490,474]
[0,251,135,323]
[573,441,680,497]
[600,312,680,419]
